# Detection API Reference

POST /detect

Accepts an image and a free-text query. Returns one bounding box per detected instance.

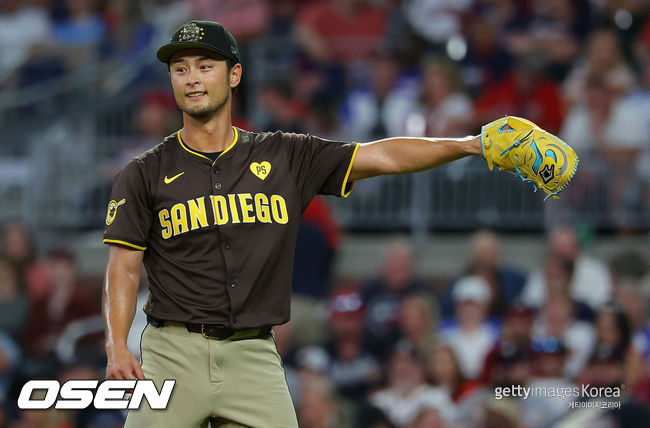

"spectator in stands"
[524,337,576,426]
[459,14,513,97]
[521,225,613,311]
[50,0,107,69]
[576,344,650,425]
[426,343,482,423]
[0,221,36,289]
[593,304,646,391]
[291,196,341,346]
[616,279,650,365]
[340,49,415,141]
[441,275,499,379]
[293,197,341,300]
[564,72,647,164]
[442,230,526,319]
[361,242,429,358]
[0,256,28,343]
[370,340,455,426]
[190,0,270,41]
[481,304,535,384]
[256,80,304,133]
[563,28,636,108]
[506,0,589,82]
[0,0,50,86]
[297,374,354,428]
[473,53,564,134]
[295,0,386,66]
[324,288,381,402]
[487,339,533,390]
[26,249,100,358]
[531,295,595,379]
[618,58,650,210]
[559,73,648,224]
[115,90,179,168]
[304,90,347,141]
[398,294,440,358]
[0,331,20,399]
[405,56,473,138]
[402,0,473,51]
[102,0,154,60]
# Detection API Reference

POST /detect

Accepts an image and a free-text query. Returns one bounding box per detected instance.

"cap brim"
[156,42,232,63]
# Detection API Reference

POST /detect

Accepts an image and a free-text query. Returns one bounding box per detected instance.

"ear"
[229,63,242,89]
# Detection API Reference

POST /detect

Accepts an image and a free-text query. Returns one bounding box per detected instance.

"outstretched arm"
[349,135,482,181]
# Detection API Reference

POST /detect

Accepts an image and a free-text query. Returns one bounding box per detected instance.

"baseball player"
[103,20,577,428]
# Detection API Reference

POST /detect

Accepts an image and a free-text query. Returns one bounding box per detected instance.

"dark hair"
[599,303,632,350]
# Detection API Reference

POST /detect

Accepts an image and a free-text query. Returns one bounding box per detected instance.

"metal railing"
[2,141,647,234]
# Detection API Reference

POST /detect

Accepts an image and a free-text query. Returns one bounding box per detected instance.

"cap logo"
[178,23,203,42]
[231,46,237,55]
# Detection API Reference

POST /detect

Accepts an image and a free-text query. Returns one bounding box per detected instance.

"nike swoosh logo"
[164,172,184,184]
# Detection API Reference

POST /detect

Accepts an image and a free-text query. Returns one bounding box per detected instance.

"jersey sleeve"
[282,132,359,206]
[102,159,153,250]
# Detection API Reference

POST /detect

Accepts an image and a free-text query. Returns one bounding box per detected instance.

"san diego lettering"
[159,193,289,239]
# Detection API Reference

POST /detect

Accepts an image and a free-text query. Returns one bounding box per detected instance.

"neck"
[180,109,234,153]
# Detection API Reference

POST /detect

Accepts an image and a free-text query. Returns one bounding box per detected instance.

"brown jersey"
[103,127,359,329]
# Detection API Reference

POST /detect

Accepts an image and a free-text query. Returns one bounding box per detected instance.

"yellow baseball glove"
[481,116,579,200]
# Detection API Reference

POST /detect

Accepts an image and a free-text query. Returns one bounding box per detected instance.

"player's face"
[169,49,241,120]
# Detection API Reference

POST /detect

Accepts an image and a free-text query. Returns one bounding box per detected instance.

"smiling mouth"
[186,91,207,98]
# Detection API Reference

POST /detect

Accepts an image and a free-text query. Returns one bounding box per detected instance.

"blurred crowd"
[1,217,650,427]
[1,0,650,228]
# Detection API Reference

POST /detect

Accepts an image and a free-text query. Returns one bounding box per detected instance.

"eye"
[200,64,213,70]
[174,66,186,73]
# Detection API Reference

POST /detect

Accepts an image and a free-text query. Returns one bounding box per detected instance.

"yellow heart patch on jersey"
[250,161,271,180]
[105,198,126,225]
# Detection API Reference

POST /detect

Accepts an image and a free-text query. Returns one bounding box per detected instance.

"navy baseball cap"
[156,20,240,64]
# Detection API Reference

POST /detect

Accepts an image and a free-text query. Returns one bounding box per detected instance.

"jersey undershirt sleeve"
[103,158,154,250]
[281,132,359,208]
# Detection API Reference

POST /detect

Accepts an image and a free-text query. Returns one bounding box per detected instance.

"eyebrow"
[171,56,218,64]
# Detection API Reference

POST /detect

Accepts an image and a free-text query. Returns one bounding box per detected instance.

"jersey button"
[224,242,231,249]
[230,282,236,288]
[232,316,238,324]
[215,183,222,190]
[213,165,220,174]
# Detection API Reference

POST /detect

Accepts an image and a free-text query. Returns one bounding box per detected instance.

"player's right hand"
[106,345,144,380]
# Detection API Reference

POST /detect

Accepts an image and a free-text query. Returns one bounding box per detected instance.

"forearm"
[103,252,141,352]
[349,135,482,181]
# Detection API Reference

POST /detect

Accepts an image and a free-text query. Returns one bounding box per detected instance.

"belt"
[147,316,271,341]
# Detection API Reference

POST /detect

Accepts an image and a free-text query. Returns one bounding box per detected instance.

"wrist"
[105,338,128,353]
[461,135,482,156]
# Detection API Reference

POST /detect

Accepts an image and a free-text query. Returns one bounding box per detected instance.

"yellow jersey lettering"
[188,197,208,230]
[228,194,241,224]
[254,193,271,223]
[170,203,188,236]
[270,195,288,224]
[161,193,288,237]
[238,193,255,223]
[159,209,172,239]
[210,195,229,225]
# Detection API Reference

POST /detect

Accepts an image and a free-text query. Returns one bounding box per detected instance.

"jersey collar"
[176,126,239,165]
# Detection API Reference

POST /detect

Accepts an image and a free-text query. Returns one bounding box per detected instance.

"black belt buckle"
[201,324,232,340]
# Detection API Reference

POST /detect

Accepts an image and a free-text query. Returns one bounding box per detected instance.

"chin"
[185,106,215,119]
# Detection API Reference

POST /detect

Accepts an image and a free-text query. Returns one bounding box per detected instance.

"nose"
[186,66,200,86]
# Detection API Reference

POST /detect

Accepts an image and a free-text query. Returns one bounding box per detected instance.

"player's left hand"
[480,116,579,200]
